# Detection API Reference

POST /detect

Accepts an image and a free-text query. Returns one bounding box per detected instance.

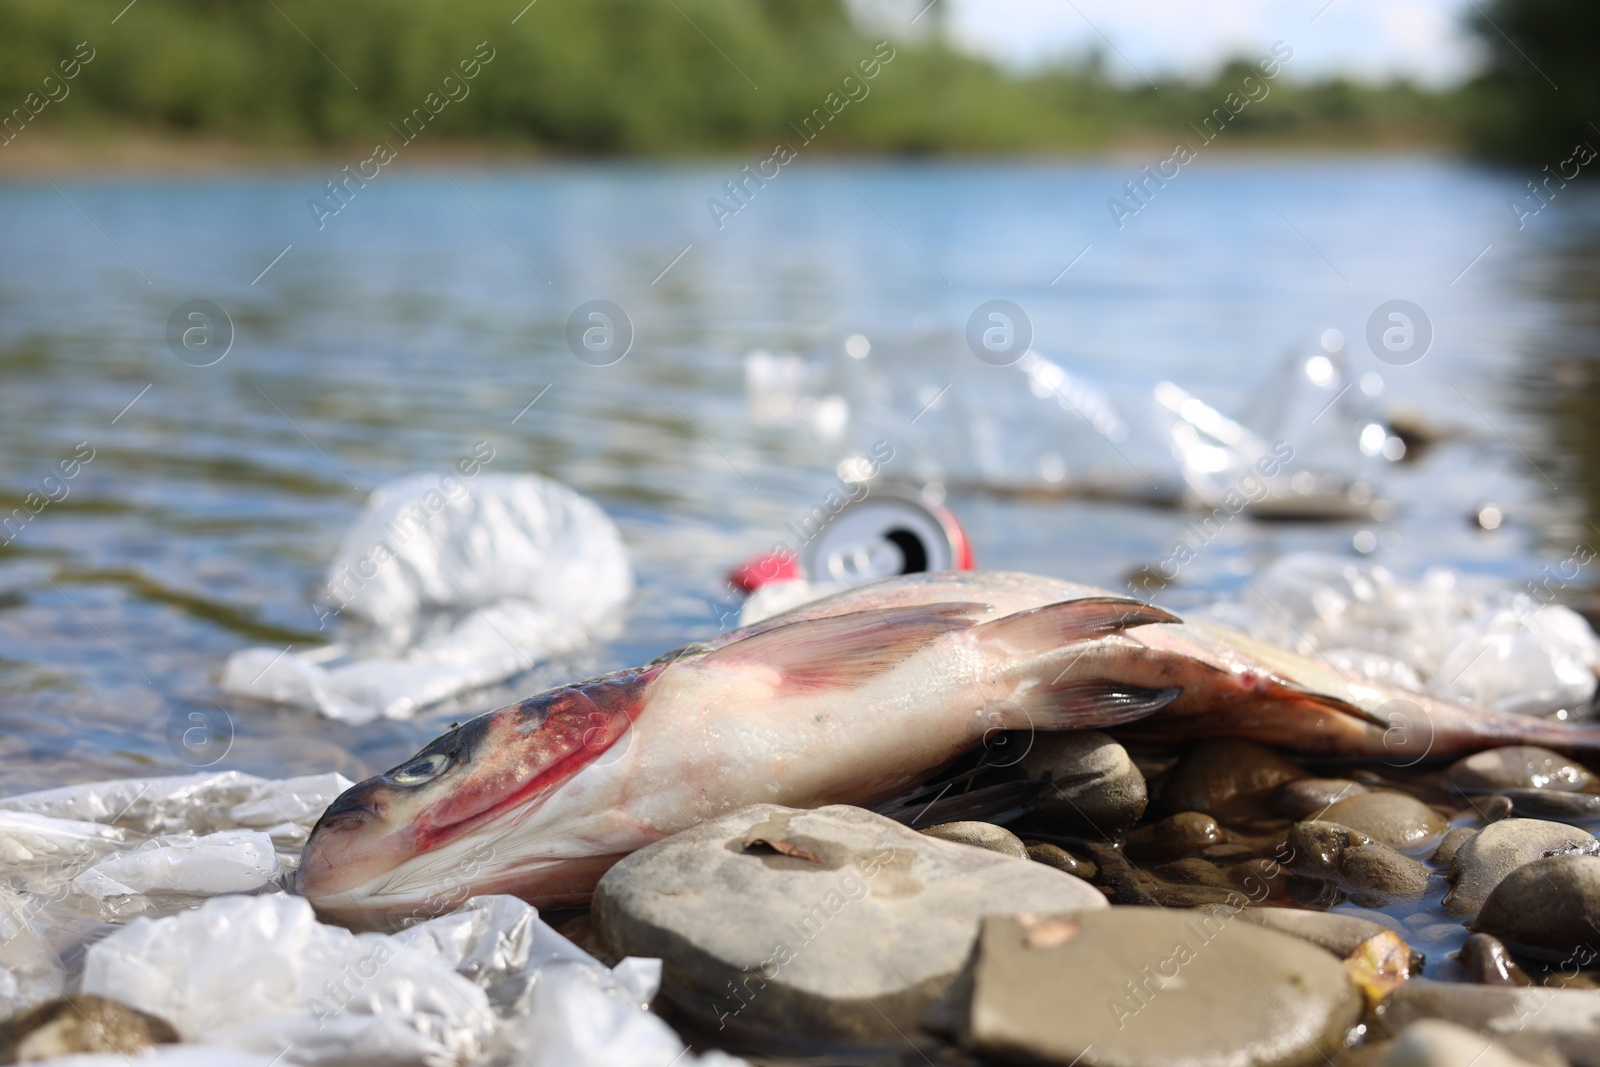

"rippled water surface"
[2,157,1598,794]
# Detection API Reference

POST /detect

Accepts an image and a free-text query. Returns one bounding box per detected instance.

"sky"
[852,0,1487,86]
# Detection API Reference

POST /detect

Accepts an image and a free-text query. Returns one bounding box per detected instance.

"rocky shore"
[6,735,1600,1066]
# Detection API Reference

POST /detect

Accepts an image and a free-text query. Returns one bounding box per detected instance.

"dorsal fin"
[697,602,988,692]
[975,596,1181,655]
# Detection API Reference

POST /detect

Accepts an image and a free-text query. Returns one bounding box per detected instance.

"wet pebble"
[1025,842,1096,880]
[1443,747,1597,795]
[1444,818,1599,919]
[1287,820,1432,903]
[941,907,1362,1067]
[593,803,1106,1045]
[920,821,1028,860]
[0,994,178,1062]
[1161,739,1306,818]
[1273,777,1370,820]
[1488,789,1600,823]
[1457,932,1532,987]
[1321,792,1450,853]
[1477,854,1600,961]
[1021,731,1147,836]
[1123,812,1222,863]
[1431,827,1476,869]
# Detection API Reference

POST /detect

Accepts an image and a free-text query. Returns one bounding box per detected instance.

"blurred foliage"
[1462,0,1600,162]
[0,0,1461,154]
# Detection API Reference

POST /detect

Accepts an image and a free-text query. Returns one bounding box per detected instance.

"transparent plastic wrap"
[1204,553,1600,717]
[221,473,633,724]
[0,773,348,935]
[0,771,353,849]
[68,893,739,1067]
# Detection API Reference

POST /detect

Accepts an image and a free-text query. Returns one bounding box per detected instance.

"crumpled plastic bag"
[221,473,633,724]
[82,894,492,1067]
[72,830,280,899]
[75,893,740,1067]
[0,886,75,1019]
[0,770,352,850]
[1215,553,1600,717]
[0,773,348,939]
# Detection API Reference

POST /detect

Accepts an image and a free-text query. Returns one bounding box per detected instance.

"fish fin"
[998,681,1184,730]
[976,597,1180,656]
[877,779,1042,828]
[696,601,986,692]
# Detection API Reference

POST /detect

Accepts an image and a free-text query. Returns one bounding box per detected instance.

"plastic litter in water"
[220,473,633,724]
[1200,552,1600,717]
[0,772,743,1067]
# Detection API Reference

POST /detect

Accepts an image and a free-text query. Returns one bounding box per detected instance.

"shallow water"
[1,156,1598,794]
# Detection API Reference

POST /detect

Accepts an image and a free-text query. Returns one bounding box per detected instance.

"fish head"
[297,665,660,926]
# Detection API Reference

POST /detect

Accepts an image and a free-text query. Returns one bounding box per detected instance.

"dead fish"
[297,571,1600,922]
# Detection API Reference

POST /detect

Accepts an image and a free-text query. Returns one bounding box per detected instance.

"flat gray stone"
[1375,980,1600,1067]
[1478,854,1600,960]
[592,803,1106,1047]
[1443,747,1597,795]
[1380,1020,1544,1067]
[1196,904,1423,970]
[948,907,1362,1067]
[920,821,1028,860]
[1444,818,1599,919]
[1320,792,1449,853]
[1021,731,1147,835]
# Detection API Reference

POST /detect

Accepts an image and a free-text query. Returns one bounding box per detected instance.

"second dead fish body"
[297,571,1600,922]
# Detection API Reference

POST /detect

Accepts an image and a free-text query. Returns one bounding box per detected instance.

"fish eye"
[389,752,455,785]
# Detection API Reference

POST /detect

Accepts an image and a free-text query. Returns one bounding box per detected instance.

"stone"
[1477,854,1600,961]
[1444,818,1599,919]
[0,994,178,1062]
[1197,905,1425,970]
[920,821,1028,860]
[1457,933,1532,987]
[1443,747,1598,795]
[1320,792,1450,853]
[1381,1020,1544,1067]
[1490,789,1600,822]
[1431,827,1476,869]
[1161,739,1306,818]
[1273,778,1370,820]
[1288,821,1433,904]
[1025,842,1096,879]
[592,804,1107,1046]
[1375,980,1600,1067]
[1123,812,1222,863]
[1021,731,1147,836]
[944,908,1362,1067]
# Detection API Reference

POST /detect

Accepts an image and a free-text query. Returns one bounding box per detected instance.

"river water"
[1,156,1597,794]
